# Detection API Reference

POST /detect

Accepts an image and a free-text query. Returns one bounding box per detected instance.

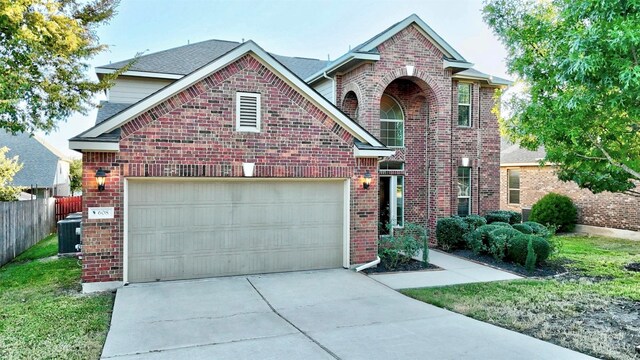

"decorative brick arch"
[373,67,444,109]
[341,83,364,108]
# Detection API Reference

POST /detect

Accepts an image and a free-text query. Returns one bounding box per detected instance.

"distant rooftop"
[0,131,67,187]
[500,138,546,165]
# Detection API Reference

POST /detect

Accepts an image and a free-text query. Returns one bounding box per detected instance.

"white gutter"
[322,71,336,104]
[353,146,395,158]
[355,256,381,272]
[306,52,380,84]
[95,68,184,80]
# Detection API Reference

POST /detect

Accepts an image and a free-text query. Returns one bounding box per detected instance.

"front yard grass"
[403,235,640,360]
[0,235,114,359]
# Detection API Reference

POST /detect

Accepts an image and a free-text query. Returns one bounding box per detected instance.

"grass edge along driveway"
[403,235,640,360]
[0,234,114,360]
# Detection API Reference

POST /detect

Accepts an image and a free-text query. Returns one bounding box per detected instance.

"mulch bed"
[451,249,570,277]
[363,255,441,274]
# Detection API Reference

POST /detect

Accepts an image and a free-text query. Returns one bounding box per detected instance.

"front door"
[378,175,404,235]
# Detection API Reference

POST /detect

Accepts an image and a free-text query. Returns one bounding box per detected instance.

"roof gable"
[73,41,387,152]
[352,14,466,61]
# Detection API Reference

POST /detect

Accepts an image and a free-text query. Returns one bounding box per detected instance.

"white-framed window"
[236,92,261,132]
[457,167,472,216]
[380,94,404,147]
[379,161,404,170]
[457,83,471,127]
[508,169,521,204]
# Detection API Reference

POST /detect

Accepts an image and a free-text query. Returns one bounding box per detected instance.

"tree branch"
[589,135,640,180]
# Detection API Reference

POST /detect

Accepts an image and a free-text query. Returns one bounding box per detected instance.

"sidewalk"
[368,249,522,289]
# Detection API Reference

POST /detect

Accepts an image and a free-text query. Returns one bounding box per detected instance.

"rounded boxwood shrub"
[512,223,533,234]
[506,234,551,265]
[436,217,469,251]
[486,227,522,260]
[462,214,487,231]
[485,210,522,225]
[529,193,577,232]
[523,221,551,238]
[465,224,502,254]
[489,221,513,228]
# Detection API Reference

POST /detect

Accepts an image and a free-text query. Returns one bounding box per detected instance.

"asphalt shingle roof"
[99,39,328,80]
[500,138,547,165]
[0,131,64,187]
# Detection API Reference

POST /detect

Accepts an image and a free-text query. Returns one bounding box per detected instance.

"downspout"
[323,72,336,105]
[355,256,381,272]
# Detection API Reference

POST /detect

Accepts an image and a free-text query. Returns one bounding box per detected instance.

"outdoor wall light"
[461,157,471,167]
[95,168,110,191]
[363,170,372,189]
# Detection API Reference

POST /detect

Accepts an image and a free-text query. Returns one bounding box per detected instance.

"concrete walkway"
[368,249,522,289]
[101,269,592,359]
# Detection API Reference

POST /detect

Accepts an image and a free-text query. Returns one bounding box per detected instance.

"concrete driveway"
[101,269,592,359]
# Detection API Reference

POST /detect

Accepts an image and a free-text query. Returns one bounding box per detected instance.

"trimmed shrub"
[379,222,429,269]
[512,223,533,234]
[462,214,487,231]
[523,221,551,238]
[529,193,577,232]
[465,224,502,254]
[506,234,551,265]
[436,217,469,251]
[486,227,521,260]
[489,221,513,228]
[485,210,522,225]
[525,240,537,272]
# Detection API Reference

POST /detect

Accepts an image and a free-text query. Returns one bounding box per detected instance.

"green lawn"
[0,235,114,359]
[403,235,640,360]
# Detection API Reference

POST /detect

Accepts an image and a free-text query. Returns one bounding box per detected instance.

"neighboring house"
[1,131,71,198]
[70,14,509,290]
[500,139,640,232]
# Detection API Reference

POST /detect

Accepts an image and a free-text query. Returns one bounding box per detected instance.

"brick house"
[71,14,509,291]
[500,139,640,232]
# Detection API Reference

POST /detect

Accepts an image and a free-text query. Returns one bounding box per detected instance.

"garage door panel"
[127,180,345,283]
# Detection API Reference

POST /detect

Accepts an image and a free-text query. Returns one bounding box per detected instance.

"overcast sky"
[41,0,510,157]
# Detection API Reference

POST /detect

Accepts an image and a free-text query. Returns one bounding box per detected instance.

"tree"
[0,0,128,134]
[484,0,640,195]
[0,147,24,201]
[69,159,82,194]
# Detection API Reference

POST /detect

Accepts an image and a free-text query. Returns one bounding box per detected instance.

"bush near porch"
[0,235,114,359]
[436,210,557,271]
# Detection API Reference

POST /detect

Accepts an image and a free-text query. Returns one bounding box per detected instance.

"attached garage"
[125,179,348,283]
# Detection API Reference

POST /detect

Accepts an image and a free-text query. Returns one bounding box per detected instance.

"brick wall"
[337,25,501,235]
[82,54,378,283]
[500,166,640,231]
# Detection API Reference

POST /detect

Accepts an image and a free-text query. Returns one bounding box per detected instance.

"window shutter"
[236,92,261,132]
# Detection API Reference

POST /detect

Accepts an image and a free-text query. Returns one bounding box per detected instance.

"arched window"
[380,94,404,147]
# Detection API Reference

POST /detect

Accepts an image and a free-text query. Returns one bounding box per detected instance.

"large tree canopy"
[484,0,640,195]
[0,0,125,134]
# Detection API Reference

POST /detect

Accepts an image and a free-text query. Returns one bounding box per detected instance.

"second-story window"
[380,94,404,147]
[458,83,471,127]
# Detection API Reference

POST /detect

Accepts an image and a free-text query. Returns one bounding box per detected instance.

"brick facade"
[82,54,378,283]
[81,23,504,283]
[336,25,501,233]
[500,166,640,231]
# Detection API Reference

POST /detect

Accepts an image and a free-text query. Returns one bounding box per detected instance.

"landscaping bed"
[0,235,114,359]
[363,255,440,274]
[451,249,570,277]
[403,235,640,360]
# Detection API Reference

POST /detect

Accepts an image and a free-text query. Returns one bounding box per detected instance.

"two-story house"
[70,14,509,292]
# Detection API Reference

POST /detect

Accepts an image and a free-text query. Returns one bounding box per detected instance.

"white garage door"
[126,179,345,283]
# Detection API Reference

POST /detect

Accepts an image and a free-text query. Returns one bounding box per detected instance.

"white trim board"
[95,68,184,80]
[68,141,120,152]
[77,41,385,149]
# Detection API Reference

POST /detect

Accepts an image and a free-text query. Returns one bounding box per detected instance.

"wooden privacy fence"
[55,196,82,221]
[0,198,55,267]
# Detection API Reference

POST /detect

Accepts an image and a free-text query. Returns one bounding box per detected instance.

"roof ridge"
[98,38,241,69]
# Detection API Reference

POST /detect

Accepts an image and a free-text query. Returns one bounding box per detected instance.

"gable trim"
[358,14,466,61]
[79,41,385,148]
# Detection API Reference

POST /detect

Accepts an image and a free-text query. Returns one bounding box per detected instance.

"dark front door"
[379,176,391,235]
